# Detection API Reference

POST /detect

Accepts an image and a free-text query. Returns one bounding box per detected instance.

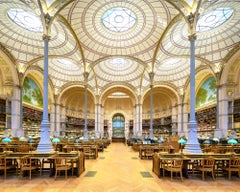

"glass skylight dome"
[7,8,43,32]
[197,8,233,32]
[102,8,136,32]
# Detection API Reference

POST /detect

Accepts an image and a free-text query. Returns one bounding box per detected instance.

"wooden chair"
[19,155,42,180]
[196,158,215,181]
[223,158,240,180]
[54,157,73,180]
[0,155,18,179]
[144,147,154,159]
[83,146,95,159]
[163,158,183,181]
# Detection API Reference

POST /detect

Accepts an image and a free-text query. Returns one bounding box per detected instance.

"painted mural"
[196,77,216,108]
[23,77,43,107]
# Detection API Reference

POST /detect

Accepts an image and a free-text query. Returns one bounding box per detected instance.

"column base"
[37,121,53,153]
[183,121,202,154]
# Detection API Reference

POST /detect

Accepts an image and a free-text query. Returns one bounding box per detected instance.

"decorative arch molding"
[57,82,95,104]
[143,81,179,103]
[0,46,19,85]
[100,84,138,106]
[222,49,240,84]
[221,49,240,98]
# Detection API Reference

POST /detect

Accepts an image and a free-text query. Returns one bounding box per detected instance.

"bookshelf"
[196,106,216,137]
[103,119,108,138]
[22,106,42,137]
[233,98,240,137]
[142,116,172,138]
[0,99,7,135]
[65,116,95,136]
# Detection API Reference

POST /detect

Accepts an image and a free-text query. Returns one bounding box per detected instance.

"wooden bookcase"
[22,106,42,137]
[0,99,6,135]
[65,116,95,136]
[233,98,240,137]
[196,106,216,137]
[142,116,172,138]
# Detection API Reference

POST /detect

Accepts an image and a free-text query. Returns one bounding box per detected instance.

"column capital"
[149,72,154,86]
[188,34,197,41]
[42,34,51,41]
[83,72,89,81]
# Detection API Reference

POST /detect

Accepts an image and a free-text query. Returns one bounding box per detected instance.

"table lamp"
[52,137,60,143]
[2,137,11,143]
[227,138,238,154]
[178,138,187,153]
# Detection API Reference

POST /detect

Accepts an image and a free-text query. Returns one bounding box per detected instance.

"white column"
[10,86,21,137]
[149,72,154,139]
[133,104,137,136]
[60,105,66,136]
[171,105,177,135]
[177,103,183,136]
[50,103,55,136]
[101,106,105,138]
[95,103,101,138]
[55,104,60,137]
[135,103,143,137]
[218,85,231,138]
[83,72,89,141]
[183,102,189,136]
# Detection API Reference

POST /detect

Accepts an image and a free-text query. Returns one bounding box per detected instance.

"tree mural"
[196,77,216,108]
[23,77,43,107]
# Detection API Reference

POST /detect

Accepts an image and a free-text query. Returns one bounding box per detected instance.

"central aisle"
[81,142,162,192]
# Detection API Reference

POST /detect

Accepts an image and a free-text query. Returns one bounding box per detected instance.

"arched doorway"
[112,113,125,142]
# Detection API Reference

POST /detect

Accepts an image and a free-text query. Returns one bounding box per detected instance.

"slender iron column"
[83,72,89,141]
[37,35,53,152]
[183,34,202,154]
[149,72,154,139]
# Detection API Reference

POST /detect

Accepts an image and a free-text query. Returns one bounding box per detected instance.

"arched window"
[112,114,125,138]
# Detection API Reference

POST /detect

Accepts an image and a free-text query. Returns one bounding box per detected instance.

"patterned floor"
[0,143,240,192]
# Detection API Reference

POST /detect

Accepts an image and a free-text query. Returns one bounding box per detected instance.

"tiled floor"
[0,142,240,192]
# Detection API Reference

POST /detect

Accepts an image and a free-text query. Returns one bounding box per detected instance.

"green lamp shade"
[19,136,27,141]
[227,138,238,145]
[178,138,186,144]
[52,138,60,143]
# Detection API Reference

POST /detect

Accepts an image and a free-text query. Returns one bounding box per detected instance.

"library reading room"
[0,0,240,191]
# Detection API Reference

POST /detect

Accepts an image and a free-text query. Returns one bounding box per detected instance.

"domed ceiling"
[0,0,240,99]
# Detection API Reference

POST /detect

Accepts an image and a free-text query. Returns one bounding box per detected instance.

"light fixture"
[178,137,187,153]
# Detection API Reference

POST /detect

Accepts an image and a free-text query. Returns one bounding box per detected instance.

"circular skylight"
[102,8,136,32]
[197,8,233,32]
[7,9,43,32]
[110,58,128,68]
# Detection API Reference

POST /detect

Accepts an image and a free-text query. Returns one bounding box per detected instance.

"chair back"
[55,157,67,167]
[0,155,6,167]
[172,158,183,168]
[20,156,31,167]
[203,158,215,168]
[229,158,240,168]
